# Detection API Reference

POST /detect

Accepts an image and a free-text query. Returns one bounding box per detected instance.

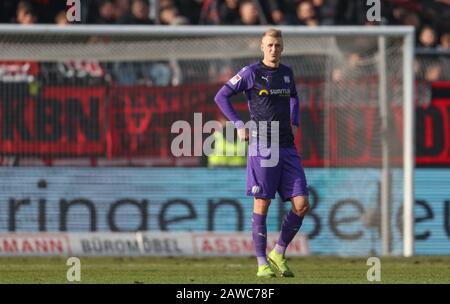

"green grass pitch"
[0,256,449,284]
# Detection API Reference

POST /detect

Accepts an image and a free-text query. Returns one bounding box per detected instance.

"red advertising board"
[416,82,450,166]
[0,81,449,167]
[0,87,105,156]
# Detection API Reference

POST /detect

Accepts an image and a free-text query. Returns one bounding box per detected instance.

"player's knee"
[253,197,271,214]
[302,201,310,216]
[292,198,309,217]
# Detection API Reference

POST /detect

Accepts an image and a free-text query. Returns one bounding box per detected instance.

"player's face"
[261,36,283,64]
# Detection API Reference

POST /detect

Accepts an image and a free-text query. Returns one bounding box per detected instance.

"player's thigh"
[246,155,282,199]
[278,148,309,201]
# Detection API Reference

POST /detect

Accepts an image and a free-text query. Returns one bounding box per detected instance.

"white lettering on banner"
[79,236,183,255]
[0,234,71,256]
[81,237,140,255]
[0,232,309,257]
[68,232,193,256]
[0,62,37,83]
[192,233,309,256]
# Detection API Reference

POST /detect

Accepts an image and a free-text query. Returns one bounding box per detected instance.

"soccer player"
[214,29,310,278]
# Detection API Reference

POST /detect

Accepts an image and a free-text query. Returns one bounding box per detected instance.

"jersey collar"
[259,61,280,71]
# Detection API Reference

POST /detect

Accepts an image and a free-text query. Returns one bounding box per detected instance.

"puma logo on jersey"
[261,76,269,84]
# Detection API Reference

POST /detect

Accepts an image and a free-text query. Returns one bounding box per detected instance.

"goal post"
[0,25,415,257]
[403,30,415,258]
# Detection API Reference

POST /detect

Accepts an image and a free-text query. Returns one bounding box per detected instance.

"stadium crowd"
[0,0,449,49]
[0,0,448,85]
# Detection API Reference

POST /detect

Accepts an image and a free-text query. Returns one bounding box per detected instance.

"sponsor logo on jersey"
[258,88,291,97]
[270,88,290,96]
[258,89,269,96]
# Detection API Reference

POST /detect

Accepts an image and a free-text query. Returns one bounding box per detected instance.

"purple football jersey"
[216,61,299,148]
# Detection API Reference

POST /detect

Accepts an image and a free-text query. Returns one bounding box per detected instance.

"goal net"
[0,25,414,257]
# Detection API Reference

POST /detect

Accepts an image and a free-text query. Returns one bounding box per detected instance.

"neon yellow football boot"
[256,264,276,278]
[268,249,294,277]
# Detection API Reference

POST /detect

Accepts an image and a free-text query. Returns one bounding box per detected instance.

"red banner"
[297,105,404,167]
[1,81,450,166]
[0,87,105,156]
[108,84,225,158]
[416,82,450,166]
[0,61,39,83]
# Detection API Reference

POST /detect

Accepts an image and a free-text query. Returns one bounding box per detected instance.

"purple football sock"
[275,210,303,256]
[252,212,268,266]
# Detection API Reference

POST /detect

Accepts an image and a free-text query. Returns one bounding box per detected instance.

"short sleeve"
[225,66,254,93]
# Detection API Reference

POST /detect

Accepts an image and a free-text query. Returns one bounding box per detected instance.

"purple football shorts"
[246,146,309,202]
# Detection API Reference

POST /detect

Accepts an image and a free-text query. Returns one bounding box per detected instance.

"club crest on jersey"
[229,74,241,85]
[284,75,290,83]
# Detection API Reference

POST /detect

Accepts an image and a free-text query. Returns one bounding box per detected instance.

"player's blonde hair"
[262,29,282,40]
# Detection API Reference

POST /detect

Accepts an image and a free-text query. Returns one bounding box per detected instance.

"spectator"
[401,12,421,29]
[235,0,261,25]
[219,0,241,25]
[96,0,116,24]
[334,1,367,25]
[425,62,442,81]
[173,0,202,24]
[198,0,221,24]
[32,0,67,24]
[119,0,154,24]
[115,0,131,22]
[260,0,286,25]
[295,1,319,26]
[414,58,422,78]
[160,4,189,25]
[438,33,450,49]
[271,0,302,25]
[418,25,438,48]
[312,0,337,25]
[390,5,407,25]
[269,8,284,25]
[55,10,68,26]
[16,1,37,24]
